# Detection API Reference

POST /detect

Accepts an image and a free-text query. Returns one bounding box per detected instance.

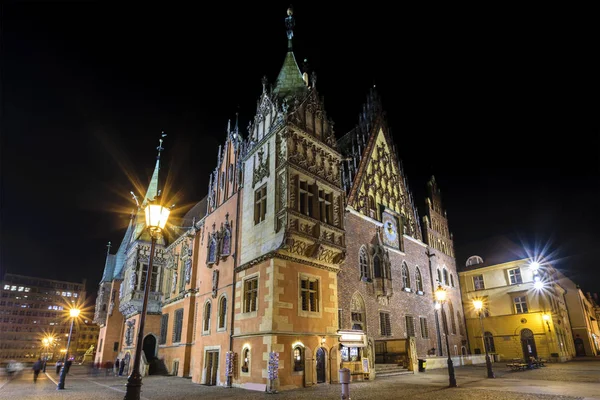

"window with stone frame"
[415,267,423,293]
[207,238,217,264]
[172,308,184,343]
[218,296,227,330]
[513,295,528,314]
[473,274,485,290]
[359,247,370,280]
[299,180,313,216]
[380,312,391,336]
[179,257,186,292]
[318,189,333,224]
[243,277,258,313]
[241,347,250,373]
[442,268,449,285]
[484,332,496,352]
[437,268,442,283]
[401,263,411,289]
[420,317,429,338]
[254,184,267,224]
[203,301,211,333]
[300,276,319,313]
[405,315,415,337]
[159,313,169,345]
[507,268,523,285]
[221,228,231,256]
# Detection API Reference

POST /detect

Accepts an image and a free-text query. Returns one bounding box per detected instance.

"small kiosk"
[338,330,370,381]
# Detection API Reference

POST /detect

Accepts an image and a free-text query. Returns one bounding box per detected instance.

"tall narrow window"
[254,185,267,224]
[473,274,485,290]
[373,256,382,278]
[351,293,365,331]
[244,277,258,313]
[299,181,313,217]
[159,313,169,345]
[208,239,217,264]
[173,308,183,343]
[405,315,415,337]
[359,247,370,280]
[293,346,304,371]
[508,268,523,285]
[443,269,449,285]
[221,229,231,256]
[420,317,429,338]
[241,348,250,373]
[203,301,211,333]
[300,276,319,312]
[140,264,148,290]
[415,267,423,293]
[514,296,528,314]
[484,332,496,352]
[449,301,457,334]
[450,274,455,287]
[218,296,227,330]
[401,263,410,289]
[437,268,442,283]
[457,312,465,336]
[318,190,333,224]
[380,312,391,336]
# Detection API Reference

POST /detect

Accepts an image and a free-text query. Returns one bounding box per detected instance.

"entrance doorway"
[205,350,219,386]
[123,352,131,376]
[574,338,586,356]
[520,329,537,359]
[143,335,156,360]
[316,347,326,383]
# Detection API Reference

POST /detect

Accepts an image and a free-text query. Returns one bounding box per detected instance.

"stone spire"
[144,132,166,204]
[112,212,136,279]
[273,5,308,99]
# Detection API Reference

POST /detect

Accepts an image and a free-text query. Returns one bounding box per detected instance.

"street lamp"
[542,314,552,332]
[42,337,54,372]
[435,285,456,387]
[472,299,494,378]
[57,308,80,390]
[434,285,457,387]
[124,196,171,400]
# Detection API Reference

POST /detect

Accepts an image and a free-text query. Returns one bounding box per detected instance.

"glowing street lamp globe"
[69,308,80,318]
[542,314,550,321]
[434,285,447,303]
[473,299,483,311]
[530,261,540,271]
[145,203,171,233]
[534,281,544,290]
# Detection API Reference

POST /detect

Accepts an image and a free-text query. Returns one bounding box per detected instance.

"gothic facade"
[94,7,464,390]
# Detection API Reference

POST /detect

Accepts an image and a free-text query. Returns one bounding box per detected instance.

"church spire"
[273,5,307,99]
[144,132,166,204]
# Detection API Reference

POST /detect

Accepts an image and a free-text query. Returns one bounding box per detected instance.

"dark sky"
[1,3,597,298]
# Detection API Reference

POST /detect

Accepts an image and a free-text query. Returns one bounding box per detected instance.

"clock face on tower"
[382,212,399,249]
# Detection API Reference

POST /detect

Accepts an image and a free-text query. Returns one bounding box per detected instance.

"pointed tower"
[236,6,345,388]
[423,176,454,258]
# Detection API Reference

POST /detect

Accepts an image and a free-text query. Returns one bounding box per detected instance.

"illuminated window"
[241,348,250,373]
[513,296,528,314]
[3,285,10,290]
[217,296,227,330]
[415,268,423,293]
[17,287,24,292]
[293,346,304,371]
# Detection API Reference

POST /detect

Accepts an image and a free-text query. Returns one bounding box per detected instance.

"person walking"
[114,358,120,376]
[118,358,125,376]
[55,360,62,375]
[32,358,42,383]
[65,359,72,374]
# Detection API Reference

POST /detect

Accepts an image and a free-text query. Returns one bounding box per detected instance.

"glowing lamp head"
[530,261,540,271]
[42,338,49,345]
[534,281,544,290]
[69,308,80,318]
[473,299,483,311]
[434,285,447,303]
[542,314,550,321]
[145,203,171,233]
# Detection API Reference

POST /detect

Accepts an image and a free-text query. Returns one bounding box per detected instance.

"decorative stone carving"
[212,269,219,299]
[185,259,192,284]
[252,144,270,187]
[171,271,178,294]
[125,320,135,346]
[129,271,137,291]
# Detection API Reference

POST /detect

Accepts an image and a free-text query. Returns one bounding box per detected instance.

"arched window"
[443,268,449,285]
[350,293,366,331]
[449,301,457,334]
[241,347,250,373]
[415,268,423,293]
[450,274,455,287]
[466,255,484,267]
[203,301,211,333]
[457,311,465,336]
[293,346,304,371]
[218,296,227,330]
[437,268,442,283]
[221,229,231,256]
[359,247,370,280]
[401,263,410,289]
[207,238,217,264]
[373,255,382,278]
[484,332,495,352]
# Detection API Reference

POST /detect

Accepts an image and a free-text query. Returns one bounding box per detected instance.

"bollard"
[339,368,350,400]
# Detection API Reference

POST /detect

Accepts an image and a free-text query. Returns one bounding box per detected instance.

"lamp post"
[42,337,53,372]
[435,284,457,387]
[57,308,80,390]
[473,300,494,378]
[124,197,170,400]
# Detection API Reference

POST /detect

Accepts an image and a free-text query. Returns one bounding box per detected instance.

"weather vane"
[285,5,295,50]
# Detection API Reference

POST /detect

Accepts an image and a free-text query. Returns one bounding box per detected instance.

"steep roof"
[273,51,307,98]
[112,215,135,279]
[100,254,116,283]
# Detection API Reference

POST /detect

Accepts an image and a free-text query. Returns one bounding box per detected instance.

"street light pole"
[435,285,457,388]
[57,308,80,390]
[124,194,171,400]
[479,312,495,378]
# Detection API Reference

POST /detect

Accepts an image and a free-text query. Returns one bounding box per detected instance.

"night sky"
[1,3,597,299]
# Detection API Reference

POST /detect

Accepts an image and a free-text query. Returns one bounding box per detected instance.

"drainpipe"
[427,249,443,356]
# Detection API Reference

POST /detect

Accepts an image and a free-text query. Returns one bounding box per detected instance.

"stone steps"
[375,363,413,377]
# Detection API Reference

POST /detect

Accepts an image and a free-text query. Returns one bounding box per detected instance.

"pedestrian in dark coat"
[114,358,120,376]
[32,358,42,382]
[119,359,125,376]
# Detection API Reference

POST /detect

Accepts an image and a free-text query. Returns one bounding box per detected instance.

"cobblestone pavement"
[1,361,599,400]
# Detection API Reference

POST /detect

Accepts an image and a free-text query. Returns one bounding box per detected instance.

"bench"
[506,362,528,371]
